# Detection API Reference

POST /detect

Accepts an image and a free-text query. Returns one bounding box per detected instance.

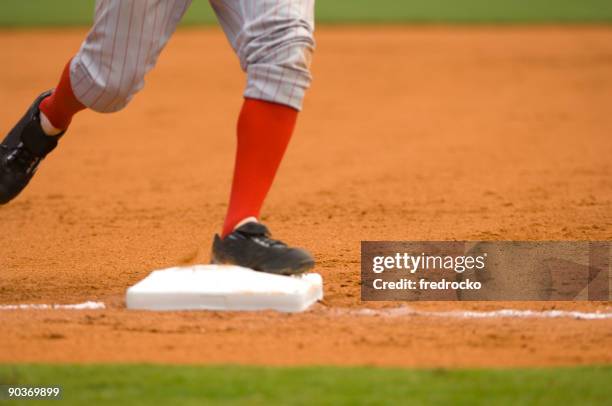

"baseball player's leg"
[1,0,191,204]
[71,0,192,114]
[43,0,192,132]
[210,0,316,274]
[210,0,315,110]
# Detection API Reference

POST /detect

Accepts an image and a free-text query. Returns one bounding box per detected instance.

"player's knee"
[241,21,315,110]
[81,80,141,113]
[71,57,144,113]
[94,84,138,113]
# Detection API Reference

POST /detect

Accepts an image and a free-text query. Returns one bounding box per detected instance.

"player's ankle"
[39,110,64,136]
[221,216,259,239]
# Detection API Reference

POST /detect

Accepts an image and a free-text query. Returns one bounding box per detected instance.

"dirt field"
[1,27,611,367]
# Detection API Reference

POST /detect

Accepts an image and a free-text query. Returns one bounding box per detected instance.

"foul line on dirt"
[343,307,612,320]
[1,302,610,320]
[0,301,105,310]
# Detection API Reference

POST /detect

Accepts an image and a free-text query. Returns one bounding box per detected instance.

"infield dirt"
[1,27,611,367]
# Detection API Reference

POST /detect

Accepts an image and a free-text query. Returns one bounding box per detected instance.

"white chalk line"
[0,301,105,310]
[1,301,610,320]
[337,306,612,320]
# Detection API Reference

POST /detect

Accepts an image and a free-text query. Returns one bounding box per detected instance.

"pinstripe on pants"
[70,0,315,113]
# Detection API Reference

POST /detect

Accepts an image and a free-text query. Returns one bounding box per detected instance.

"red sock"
[39,59,85,131]
[221,98,298,237]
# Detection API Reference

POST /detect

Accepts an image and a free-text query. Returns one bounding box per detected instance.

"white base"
[126,265,323,313]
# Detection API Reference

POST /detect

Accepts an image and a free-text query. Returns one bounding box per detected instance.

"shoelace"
[3,143,40,174]
[235,227,287,248]
[252,235,286,248]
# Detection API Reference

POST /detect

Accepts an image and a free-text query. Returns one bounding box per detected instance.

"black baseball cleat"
[211,221,315,275]
[0,91,63,204]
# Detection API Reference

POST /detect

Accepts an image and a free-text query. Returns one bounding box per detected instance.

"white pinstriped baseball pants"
[70,0,315,113]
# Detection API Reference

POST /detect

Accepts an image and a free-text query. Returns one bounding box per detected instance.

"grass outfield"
[0,365,611,405]
[0,0,611,26]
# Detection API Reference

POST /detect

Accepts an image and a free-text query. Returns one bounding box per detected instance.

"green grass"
[0,364,611,405]
[0,0,611,27]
